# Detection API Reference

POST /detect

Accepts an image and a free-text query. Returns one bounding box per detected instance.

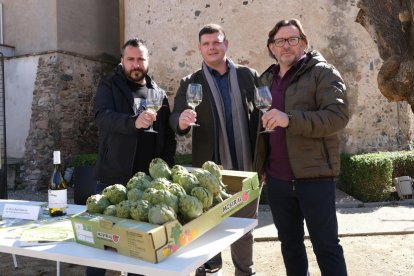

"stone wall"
[124,0,414,154]
[20,52,114,190]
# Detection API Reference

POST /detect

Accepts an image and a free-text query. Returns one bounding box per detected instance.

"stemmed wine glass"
[133,98,141,117]
[186,83,203,127]
[145,88,164,133]
[254,86,275,134]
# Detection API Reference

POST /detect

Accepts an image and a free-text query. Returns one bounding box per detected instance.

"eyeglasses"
[272,37,301,47]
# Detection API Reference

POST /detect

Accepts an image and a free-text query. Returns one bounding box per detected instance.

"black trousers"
[266,176,348,276]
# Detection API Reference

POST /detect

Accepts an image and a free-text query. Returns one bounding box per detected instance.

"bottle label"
[48,189,67,208]
[53,151,61,165]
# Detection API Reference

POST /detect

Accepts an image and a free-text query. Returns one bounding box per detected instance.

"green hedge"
[338,151,414,202]
[382,151,414,178]
[174,154,192,166]
[72,153,97,167]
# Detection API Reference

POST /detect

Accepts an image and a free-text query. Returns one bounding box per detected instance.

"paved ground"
[218,189,414,276]
[254,189,414,241]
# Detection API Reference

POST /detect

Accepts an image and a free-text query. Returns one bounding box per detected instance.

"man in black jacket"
[87,38,176,276]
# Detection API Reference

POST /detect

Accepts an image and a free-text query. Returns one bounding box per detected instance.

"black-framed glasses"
[272,37,301,47]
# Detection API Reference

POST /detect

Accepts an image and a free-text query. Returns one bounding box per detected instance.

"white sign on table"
[2,203,41,220]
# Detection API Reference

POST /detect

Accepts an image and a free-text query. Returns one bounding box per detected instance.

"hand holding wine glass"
[133,98,141,117]
[255,86,275,134]
[186,83,202,127]
[145,88,164,133]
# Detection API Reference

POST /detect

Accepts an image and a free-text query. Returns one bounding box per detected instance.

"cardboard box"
[70,170,259,263]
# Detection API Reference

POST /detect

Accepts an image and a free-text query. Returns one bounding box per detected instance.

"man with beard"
[86,38,176,276]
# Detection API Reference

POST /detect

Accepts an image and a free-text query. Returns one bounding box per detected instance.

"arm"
[169,77,193,135]
[94,79,138,135]
[287,64,349,137]
[94,79,155,134]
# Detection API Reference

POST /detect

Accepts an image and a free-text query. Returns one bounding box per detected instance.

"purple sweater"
[266,59,304,181]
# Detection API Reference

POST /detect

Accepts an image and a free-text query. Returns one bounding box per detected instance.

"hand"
[135,111,156,129]
[260,173,267,185]
[178,109,197,130]
[261,108,289,130]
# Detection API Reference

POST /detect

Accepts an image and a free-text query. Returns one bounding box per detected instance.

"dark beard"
[126,68,148,83]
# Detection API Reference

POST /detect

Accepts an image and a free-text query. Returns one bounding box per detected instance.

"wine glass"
[133,98,141,117]
[186,83,203,127]
[254,86,275,134]
[145,88,164,133]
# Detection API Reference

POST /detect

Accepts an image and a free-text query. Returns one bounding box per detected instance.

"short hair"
[198,24,226,42]
[266,18,308,58]
[121,38,147,57]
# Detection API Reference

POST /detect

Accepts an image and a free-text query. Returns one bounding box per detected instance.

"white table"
[0,200,257,276]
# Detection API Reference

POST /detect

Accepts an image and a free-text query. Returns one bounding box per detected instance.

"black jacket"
[93,65,176,185]
[170,63,260,169]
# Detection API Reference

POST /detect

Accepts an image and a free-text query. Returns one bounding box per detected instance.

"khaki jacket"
[256,50,349,178]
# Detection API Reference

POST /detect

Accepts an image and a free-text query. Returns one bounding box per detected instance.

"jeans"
[266,176,347,276]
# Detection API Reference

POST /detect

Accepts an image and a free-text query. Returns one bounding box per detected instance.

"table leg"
[56,261,60,276]
[12,254,18,268]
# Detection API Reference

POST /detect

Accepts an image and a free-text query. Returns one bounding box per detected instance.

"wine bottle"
[48,150,67,217]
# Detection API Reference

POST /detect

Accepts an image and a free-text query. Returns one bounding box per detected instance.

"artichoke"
[130,200,153,222]
[148,204,177,225]
[178,173,199,194]
[102,184,127,205]
[191,186,213,211]
[142,188,178,212]
[171,164,188,176]
[149,158,171,179]
[171,165,189,182]
[220,188,232,200]
[178,194,203,221]
[126,172,152,191]
[86,194,111,214]
[115,200,132,218]
[172,171,186,184]
[127,188,144,201]
[103,205,117,216]
[133,171,153,181]
[149,177,172,190]
[202,161,222,181]
[168,182,187,198]
[192,169,221,197]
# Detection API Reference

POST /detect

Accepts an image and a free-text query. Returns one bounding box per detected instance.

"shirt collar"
[207,60,230,77]
[272,54,306,76]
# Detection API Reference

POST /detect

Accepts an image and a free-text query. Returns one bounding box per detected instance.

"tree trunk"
[357,0,414,111]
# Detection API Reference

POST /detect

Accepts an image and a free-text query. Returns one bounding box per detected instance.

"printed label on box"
[74,222,94,243]
[222,191,249,214]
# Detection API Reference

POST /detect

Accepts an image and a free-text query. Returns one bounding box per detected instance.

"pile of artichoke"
[85,159,232,225]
